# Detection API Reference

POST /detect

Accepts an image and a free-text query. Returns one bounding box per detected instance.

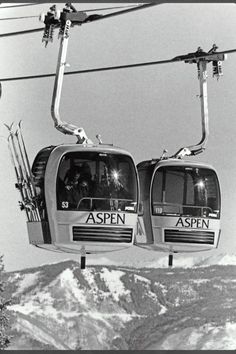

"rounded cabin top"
[137,158,217,172]
[32,143,136,187]
[32,142,139,215]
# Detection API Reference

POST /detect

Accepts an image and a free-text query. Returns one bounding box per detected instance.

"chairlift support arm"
[43,4,92,144]
[173,47,226,159]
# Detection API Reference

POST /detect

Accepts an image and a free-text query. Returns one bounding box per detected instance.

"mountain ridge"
[4,255,236,350]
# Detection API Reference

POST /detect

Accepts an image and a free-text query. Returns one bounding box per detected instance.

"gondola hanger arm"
[47,4,92,144]
[172,45,226,159]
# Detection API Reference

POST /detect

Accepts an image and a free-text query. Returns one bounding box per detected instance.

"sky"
[1,2,236,271]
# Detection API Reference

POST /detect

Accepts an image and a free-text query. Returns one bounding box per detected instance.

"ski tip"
[4,122,14,131]
[4,123,10,130]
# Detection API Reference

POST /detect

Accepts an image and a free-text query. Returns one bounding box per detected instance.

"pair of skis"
[3,121,41,222]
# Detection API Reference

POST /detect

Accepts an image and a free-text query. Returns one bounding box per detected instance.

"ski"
[5,123,37,221]
[1,133,30,220]
[15,122,41,220]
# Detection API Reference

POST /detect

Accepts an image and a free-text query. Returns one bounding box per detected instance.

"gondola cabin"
[137,159,221,253]
[28,144,139,254]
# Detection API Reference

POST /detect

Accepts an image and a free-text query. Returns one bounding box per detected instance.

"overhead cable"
[0,2,162,38]
[0,3,45,9]
[0,5,141,22]
[0,27,44,38]
[83,5,141,13]
[1,47,236,83]
[0,15,38,21]
[0,60,178,82]
[83,2,163,23]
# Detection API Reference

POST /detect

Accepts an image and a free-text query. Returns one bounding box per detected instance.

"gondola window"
[57,151,138,212]
[152,166,220,218]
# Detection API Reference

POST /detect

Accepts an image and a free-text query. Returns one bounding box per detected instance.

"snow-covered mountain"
[86,248,236,269]
[4,257,236,350]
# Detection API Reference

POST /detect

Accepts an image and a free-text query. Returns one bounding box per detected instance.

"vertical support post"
[80,245,86,270]
[198,60,209,149]
[50,18,91,142]
[51,20,71,128]
[173,55,212,158]
[168,253,173,267]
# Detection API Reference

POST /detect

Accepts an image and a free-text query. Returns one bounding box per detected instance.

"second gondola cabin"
[137,158,221,253]
[28,144,139,254]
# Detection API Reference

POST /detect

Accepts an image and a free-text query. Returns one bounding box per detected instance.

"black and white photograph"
[0,1,236,350]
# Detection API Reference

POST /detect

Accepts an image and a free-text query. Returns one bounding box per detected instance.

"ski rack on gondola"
[4,122,41,222]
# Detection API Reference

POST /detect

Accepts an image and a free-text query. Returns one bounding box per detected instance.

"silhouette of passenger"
[63,166,81,208]
[77,162,95,198]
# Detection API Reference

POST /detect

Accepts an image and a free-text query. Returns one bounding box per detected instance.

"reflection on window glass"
[57,151,138,213]
[152,166,220,218]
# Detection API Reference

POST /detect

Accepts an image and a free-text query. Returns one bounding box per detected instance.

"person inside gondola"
[77,162,95,209]
[63,166,82,209]
[61,164,94,210]
[77,162,94,196]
